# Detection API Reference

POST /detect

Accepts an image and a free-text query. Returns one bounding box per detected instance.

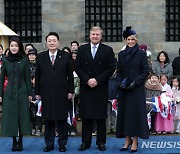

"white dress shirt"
[49,50,57,62]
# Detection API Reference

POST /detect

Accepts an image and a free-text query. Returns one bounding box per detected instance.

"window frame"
[85,0,122,42]
[166,0,180,41]
[4,0,42,43]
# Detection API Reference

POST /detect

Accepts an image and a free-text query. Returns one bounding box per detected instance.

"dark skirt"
[116,90,149,139]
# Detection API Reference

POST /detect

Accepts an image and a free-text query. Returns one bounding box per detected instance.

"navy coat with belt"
[35,50,74,121]
[75,43,115,119]
[116,44,149,139]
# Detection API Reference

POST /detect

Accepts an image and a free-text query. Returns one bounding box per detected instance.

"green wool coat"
[0,57,32,136]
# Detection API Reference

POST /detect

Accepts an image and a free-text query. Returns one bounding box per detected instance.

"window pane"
[85,0,122,42]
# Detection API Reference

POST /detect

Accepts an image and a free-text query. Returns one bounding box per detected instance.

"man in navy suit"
[35,32,74,152]
[75,26,115,151]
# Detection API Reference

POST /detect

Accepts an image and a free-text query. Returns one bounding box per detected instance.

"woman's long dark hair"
[156,51,170,64]
[170,75,180,89]
[9,36,26,57]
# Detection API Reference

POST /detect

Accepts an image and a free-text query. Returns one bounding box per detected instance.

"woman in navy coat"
[116,26,149,152]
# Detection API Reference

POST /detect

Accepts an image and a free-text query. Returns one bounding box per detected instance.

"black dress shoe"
[120,139,133,151]
[59,145,66,152]
[97,143,106,151]
[78,143,90,151]
[44,146,54,152]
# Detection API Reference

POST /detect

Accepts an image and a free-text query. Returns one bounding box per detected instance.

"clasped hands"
[119,81,136,90]
[87,78,98,88]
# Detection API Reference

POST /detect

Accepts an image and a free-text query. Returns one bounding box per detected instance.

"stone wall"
[0,0,4,22]
[41,0,85,51]
[40,0,180,60]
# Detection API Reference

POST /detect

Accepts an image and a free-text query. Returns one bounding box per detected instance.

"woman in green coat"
[0,36,32,152]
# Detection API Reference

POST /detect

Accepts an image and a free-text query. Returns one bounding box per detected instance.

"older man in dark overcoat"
[35,32,74,152]
[75,26,115,151]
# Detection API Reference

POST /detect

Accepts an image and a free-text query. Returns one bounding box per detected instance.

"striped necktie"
[51,55,55,65]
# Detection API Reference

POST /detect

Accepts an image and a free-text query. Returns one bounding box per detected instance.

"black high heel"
[120,139,133,151]
[130,149,137,153]
[130,142,138,153]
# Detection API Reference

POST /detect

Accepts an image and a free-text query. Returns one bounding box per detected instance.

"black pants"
[32,116,43,131]
[44,120,68,147]
[37,116,43,131]
[81,119,106,146]
[150,112,156,132]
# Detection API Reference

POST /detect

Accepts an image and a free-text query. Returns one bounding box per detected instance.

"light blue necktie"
[92,46,96,59]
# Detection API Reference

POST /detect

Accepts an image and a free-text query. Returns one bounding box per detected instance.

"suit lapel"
[93,43,103,64]
[43,50,52,67]
[85,43,104,62]
[84,43,93,62]
[43,50,63,67]
[53,50,63,67]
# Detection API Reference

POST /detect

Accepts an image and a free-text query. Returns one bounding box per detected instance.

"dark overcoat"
[75,43,115,119]
[172,56,180,75]
[35,50,74,121]
[116,45,149,139]
[0,58,32,136]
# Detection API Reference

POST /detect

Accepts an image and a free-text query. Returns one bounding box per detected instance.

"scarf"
[123,43,139,64]
[6,51,23,61]
[145,79,162,91]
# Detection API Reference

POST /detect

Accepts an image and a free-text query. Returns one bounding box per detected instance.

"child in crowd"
[154,74,174,134]
[28,48,43,136]
[34,99,43,136]
[61,47,78,136]
[107,69,118,134]
[145,73,162,134]
[171,76,180,133]
[72,50,80,120]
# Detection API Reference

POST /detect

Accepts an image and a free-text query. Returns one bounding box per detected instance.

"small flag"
[147,111,151,129]
[111,99,118,115]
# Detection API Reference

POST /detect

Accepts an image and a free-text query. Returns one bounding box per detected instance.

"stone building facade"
[0,0,179,60]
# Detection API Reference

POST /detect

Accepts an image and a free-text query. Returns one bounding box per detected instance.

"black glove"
[118,78,130,90]
[127,82,136,90]
[118,83,127,90]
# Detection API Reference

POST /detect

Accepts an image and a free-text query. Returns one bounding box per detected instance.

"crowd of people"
[0,26,179,153]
